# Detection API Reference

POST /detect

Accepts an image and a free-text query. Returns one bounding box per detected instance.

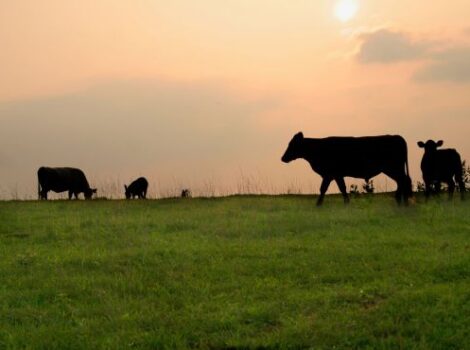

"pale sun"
[334,0,359,22]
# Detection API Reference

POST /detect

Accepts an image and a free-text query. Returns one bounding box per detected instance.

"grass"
[0,194,469,349]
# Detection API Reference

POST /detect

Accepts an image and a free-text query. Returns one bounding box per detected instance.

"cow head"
[418,140,444,153]
[124,185,131,199]
[84,188,97,199]
[281,132,304,163]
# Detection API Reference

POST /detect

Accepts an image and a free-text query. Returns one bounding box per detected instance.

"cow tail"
[405,153,410,178]
[404,143,413,197]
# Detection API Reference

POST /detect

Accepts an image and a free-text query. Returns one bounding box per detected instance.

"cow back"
[303,135,408,178]
[128,177,148,192]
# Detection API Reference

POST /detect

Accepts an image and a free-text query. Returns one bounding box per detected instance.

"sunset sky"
[1,0,470,197]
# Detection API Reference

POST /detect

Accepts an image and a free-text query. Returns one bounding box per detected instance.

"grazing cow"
[38,167,97,200]
[281,132,412,205]
[417,140,465,199]
[124,177,148,199]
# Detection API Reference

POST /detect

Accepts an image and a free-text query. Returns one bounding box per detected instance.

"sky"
[1,0,470,198]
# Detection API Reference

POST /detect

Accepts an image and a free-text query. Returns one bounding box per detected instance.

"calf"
[124,177,148,199]
[417,140,465,199]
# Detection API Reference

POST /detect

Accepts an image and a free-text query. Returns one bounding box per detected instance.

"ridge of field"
[0,195,469,349]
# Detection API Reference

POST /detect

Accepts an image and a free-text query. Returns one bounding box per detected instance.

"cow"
[417,140,465,199]
[281,132,412,206]
[124,177,148,199]
[37,167,97,200]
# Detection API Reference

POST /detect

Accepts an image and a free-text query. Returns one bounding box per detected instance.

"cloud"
[356,28,470,84]
[414,47,470,83]
[356,29,430,64]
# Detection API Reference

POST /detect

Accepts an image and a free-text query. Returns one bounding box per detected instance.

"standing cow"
[38,167,97,200]
[281,132,412,205]
[124,177,148,199]
[417,140,465,199]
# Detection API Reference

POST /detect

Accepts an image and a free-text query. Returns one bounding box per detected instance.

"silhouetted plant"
[181,189,192,198]
[9,183,19,200]
[463,160,470,190]
[350,181,374,196]
[416,181,444,194]
[362,180,375,194]
[416,181,426,193]
[201,179,216,197]
[350,184,360,196]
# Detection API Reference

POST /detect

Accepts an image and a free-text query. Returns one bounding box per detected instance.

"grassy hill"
[0,195,469,349]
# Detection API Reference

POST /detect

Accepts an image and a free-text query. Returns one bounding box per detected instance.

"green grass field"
[0,195,469,349]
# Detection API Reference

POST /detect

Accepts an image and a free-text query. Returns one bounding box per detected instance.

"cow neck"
[300,138,318,160]
[423,151,436,160]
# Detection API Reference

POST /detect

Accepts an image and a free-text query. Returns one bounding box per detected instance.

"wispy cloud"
[356,28,470,84]
[414,47,470,83]
[356,29,431,64]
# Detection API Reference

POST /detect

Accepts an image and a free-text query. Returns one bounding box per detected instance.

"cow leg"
[458,179,466,200]
[143,190,147,199]
[434,181,442,195]
[424,181,432,200]
[41,190,48,200]
[317,177,332,206]
[384,171,405,204]
[75,192,79,199]
[397,175,411,205]
[455,173,466,200]
[335,177,350,204]
[68,191,73,200]
[395,184,403,204]
[447,179,455,199]
[402,175,412,205]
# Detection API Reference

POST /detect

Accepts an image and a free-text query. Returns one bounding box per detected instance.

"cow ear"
[437,140,444,147]
[296,132,304,139]
[417,141,425,148]
[124,185,128,190]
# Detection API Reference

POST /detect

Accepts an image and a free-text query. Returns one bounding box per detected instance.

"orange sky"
[1,1,470,198]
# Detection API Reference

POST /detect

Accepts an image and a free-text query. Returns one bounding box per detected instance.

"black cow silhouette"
[124,177,148,199]
[282,132,412,205]
[38,167,97,200]
[418,140,465,199]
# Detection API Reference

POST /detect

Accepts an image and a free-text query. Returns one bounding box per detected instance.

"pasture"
[0,195,469,349]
